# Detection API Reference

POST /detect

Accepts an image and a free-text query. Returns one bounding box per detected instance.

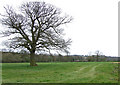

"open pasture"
[2,62,118,83]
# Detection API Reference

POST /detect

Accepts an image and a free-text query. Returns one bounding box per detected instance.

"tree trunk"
[30,52,37,66]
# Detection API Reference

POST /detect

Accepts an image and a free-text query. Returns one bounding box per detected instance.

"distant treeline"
[1,52,119,63]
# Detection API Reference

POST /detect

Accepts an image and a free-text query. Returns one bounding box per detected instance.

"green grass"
[2,62,118,83]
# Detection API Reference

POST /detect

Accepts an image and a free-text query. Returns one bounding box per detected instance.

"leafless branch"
[0,1,73,55]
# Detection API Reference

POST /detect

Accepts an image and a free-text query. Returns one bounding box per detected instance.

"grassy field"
[2,62,118,83]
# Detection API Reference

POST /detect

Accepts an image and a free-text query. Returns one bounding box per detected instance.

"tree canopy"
[0,1,73,66]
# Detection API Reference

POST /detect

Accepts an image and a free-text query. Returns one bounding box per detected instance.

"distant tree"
[95,50,103,62]
[0,1,72,66]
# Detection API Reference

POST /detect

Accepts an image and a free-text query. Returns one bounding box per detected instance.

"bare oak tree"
[0,2,72,66]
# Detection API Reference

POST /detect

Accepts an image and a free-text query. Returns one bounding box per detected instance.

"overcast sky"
[0,0,119,56]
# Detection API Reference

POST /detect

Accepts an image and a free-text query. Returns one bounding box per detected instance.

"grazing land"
[2,62,118,83]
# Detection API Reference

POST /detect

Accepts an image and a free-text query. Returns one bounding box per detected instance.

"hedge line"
[1,52,118,63]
